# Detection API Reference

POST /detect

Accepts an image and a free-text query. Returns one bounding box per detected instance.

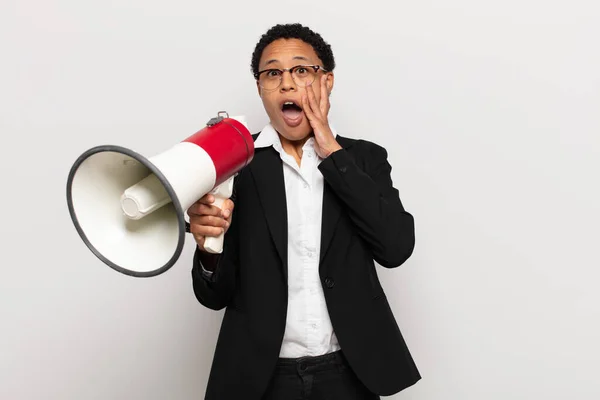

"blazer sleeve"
[317,141,415,268]
[190,180,240,311]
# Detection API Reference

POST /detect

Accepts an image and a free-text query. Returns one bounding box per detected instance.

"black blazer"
[191,133,421,399]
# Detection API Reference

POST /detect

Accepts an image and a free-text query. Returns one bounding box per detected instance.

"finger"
[190,215,229,229]
[189,224,225,237]
[302,94,317,125]
[187,194,218,215]
[306,81,322,119]
[187,202,222,217]
[197,193,215,205]
[192,234,205,247]
[320,74,329,116]
[221,199,235,219]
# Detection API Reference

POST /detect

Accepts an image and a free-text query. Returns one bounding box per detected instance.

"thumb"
[221,199,235,218]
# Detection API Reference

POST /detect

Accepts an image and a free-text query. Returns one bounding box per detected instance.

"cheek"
[260,95,277,111]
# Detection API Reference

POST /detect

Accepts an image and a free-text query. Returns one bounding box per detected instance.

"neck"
[278,133,312,167]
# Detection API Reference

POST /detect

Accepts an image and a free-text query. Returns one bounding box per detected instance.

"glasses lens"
[292,66,316,87]
[259,70,282,90]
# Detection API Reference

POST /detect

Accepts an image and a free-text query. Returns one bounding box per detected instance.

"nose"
[279,70,296,92]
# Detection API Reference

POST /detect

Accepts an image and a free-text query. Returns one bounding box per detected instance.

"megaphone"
[66,111,254,277]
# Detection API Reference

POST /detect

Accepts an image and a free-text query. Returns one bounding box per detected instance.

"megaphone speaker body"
[67,113,254,277]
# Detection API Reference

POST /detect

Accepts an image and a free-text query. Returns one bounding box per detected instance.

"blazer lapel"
[249,147,288,279]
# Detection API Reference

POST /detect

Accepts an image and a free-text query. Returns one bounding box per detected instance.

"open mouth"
[281,101,304,126]
[282,101,302,113]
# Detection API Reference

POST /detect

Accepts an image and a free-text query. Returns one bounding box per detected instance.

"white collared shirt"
[254,123,341,358]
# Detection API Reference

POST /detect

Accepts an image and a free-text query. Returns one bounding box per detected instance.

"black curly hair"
[251,23,335,79]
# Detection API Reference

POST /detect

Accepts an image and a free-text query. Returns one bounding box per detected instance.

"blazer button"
[339,166,347,173]
[324,277,335,288]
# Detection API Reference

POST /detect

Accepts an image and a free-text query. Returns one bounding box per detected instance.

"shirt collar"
[254,122,339,149]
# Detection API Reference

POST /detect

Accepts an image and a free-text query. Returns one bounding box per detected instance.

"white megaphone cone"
[66,112,254,277]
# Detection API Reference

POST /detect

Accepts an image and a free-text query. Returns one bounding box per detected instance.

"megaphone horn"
[66,111,254,277]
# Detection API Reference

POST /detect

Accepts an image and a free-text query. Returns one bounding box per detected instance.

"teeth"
[284,101,294,105]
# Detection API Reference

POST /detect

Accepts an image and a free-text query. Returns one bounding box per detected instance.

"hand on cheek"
[302,75,341,158]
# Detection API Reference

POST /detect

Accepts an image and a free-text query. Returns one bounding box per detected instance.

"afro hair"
[251,23,335,78]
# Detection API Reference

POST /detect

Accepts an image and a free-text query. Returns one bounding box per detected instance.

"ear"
[256,80,262,96]
[326,72,334,95]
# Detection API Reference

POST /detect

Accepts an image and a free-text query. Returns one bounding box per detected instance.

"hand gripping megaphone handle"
[203,174,235,254]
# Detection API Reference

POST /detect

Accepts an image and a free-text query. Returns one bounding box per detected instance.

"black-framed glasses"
[255,65,327,90]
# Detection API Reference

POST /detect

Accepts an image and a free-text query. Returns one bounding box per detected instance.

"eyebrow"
[263,56,311,67]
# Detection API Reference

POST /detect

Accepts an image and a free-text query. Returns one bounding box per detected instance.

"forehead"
[259,38,321,68]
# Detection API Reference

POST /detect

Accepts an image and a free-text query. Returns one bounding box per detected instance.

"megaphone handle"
[203,176,234,254]
[203,196,226,254]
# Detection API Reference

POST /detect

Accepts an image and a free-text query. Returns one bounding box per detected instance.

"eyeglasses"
[254,65,327,90]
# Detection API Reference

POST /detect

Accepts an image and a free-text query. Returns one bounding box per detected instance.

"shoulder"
[337,135,389,160]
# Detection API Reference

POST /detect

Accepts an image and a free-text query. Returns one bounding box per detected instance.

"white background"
[2,1,599,399]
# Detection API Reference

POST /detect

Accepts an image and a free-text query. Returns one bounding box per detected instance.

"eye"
[295,67,308,75]
[266,70,281,78]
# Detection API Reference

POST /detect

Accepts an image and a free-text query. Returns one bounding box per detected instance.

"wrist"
[197,248,220,272]
[325,142,342,158]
